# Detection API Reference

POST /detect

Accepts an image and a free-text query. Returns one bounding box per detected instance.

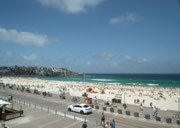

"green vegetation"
[0,66,82,77]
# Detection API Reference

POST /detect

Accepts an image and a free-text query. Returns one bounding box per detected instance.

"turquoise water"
[39,74,180,88]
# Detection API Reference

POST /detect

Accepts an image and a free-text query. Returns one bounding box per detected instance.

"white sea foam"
[127,83,148,86]
[109,83,121,85]
[91,79,116,82]
[127,83,139,85]
[147,84,159,86]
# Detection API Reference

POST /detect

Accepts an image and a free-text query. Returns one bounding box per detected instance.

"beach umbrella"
[158,92,163,95]
[94,88,99,93]
[88,87,92,92]
[0,99,11,107]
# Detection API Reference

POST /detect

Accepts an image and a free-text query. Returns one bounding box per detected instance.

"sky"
[0,0,180,73]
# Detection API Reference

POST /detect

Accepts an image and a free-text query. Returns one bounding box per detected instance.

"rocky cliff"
[0,66,83,77]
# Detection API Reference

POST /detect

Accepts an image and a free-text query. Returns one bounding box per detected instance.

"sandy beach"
[0,76,180,111]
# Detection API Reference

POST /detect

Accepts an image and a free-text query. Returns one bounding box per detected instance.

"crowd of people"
[100,113,116,128]
[1,83,53,98]
[82,113,116,128]
[81,107,158,128]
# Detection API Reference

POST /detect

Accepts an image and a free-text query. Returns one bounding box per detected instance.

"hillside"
[0,66,83,77]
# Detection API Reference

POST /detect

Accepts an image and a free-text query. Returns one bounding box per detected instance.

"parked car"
[67,104,92,114]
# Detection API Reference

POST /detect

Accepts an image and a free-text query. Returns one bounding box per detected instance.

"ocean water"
[40,74,180,88]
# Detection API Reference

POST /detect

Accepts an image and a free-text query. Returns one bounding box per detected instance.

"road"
[0,88,177,128]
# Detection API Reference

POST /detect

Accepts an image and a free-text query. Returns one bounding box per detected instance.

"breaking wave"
[147,84,159,86]
[91,79,116,82]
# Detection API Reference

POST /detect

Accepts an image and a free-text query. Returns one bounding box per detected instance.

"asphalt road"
[0,88,178,128]
[0,88,112,124]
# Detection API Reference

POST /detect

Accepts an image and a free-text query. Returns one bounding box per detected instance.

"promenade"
[0,87,179,128]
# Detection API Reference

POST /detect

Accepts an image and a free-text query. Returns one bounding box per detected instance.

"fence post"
[20,105,22,111]
[96,120,98,127]
[2,105,5,114]
[55,109,57,115]
[74,114,76,120]
[11,103,14,109]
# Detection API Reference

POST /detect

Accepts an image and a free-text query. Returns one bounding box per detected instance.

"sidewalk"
[0,102,93,128]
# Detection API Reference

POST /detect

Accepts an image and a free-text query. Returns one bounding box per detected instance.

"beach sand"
[0,76,180,111]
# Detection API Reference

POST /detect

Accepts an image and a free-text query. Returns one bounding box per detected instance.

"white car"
[67,104,92,114]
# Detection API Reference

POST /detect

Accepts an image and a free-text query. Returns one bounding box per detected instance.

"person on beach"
[94,96,97,104]
[140,103,143,111]
[155,107,158,117]
[111,119,115,128]
[153,106,157,118]
[21,86,25,92]
[8,95,13,101]
[101,112,105,126]
[3,84,5,89]
[105,122,111,128]
[143,99,145,104]
[82,121,87,128]
[137,99,139,104]
[150,102,152,108]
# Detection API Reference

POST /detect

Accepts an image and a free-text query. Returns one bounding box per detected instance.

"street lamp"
[123,91,127,104]
[176,96,180,119]
[178,96,180,112]
[123,91,127,109]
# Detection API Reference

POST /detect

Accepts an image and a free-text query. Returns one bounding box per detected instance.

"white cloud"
[36,0,104,14]
[125,55,132,61]
[138,58,148,63]
[5,51,12,57]
[87,61,92,66]
[60,58,71,63]
[0,52,45,67]
[94,52,114,61]
[0,27,55,47]
[111,62,119,68]
[21,54,39,61]
[110,13,136,25]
